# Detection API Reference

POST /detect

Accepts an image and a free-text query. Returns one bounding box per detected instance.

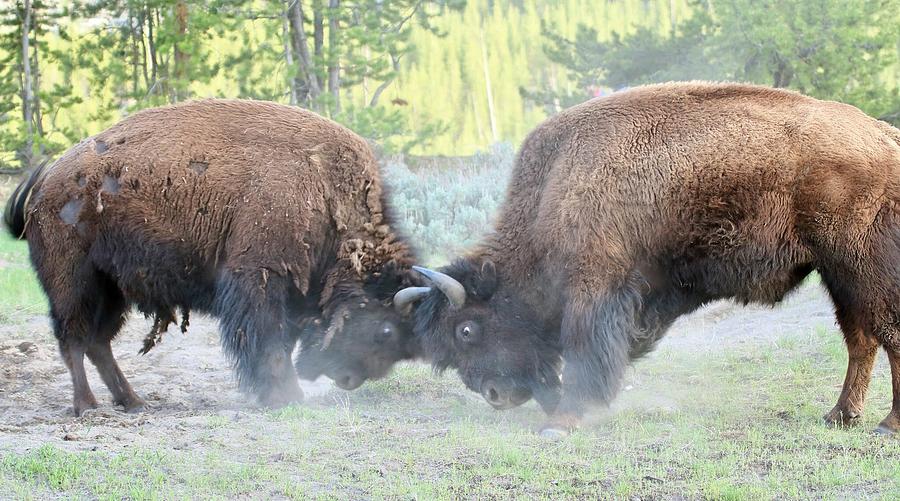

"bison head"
[294,262,419,390]
[395,258,563,412]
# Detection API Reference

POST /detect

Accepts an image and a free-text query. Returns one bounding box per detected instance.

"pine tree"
[529,0,900,125]
[0,0,75,169]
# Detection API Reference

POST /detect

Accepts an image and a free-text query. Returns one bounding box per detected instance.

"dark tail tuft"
[3,160,50,240]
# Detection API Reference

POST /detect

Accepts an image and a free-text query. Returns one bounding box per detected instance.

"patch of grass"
[3,306,898,499]
[3,358,899,500]
[0,232,46,323]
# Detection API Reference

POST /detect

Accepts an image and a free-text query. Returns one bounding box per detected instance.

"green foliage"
[71,1,240,109]
[215,0,462,152]
[395,0,694,154]
[336,104,449,153]
[0,0,79,168]
[530,0,900,124]
[0,0,695,162]
[1,0,898,162]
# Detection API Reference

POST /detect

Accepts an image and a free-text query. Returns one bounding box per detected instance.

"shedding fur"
[4,99,418,414]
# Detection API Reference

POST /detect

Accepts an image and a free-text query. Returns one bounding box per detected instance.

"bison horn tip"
[393,286,432,316]
[411,266,466,309]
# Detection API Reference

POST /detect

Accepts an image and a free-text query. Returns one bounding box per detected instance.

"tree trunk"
[327,0,340,114]
[172,0,189,102]
[772,54,793,88]
[20,0,34,169]
[369,51,400,108]
[147,10,159,85]
[148,9,169,99]
[289,0,321,107]
[128,7,141,97]
[669,0,677,32]
[138,9,150,89]
[480,33,498,143]
[30,28,45,156]
[282,2,298,106]
[314,0,324,59]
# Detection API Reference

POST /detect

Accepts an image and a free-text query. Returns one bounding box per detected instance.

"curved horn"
[393,286,432,316]
[412,266,466,309]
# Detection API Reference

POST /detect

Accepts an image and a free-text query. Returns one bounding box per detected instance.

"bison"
[4,99,419,415]
[395,82,900,437]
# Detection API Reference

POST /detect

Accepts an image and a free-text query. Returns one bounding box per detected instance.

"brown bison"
[395,82,900,437]
[4,99,419,416]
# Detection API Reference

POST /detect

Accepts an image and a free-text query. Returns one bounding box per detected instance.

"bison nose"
[334,373,364,391]
[481,379,529,410]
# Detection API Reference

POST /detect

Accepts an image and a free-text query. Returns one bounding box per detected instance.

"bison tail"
[3,160,51,240]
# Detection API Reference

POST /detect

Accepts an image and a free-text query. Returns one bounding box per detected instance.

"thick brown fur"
[413,81,900,435]
[5,99,417,415]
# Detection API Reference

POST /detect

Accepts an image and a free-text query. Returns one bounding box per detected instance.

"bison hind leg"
[875,347,900,435]
[46,263,138,415]
[821,308,878,429]
[215,272,303,408]
[57,338,98,416]
[83,272,146,412]
[86,342,146,412]
[817,216,900,433]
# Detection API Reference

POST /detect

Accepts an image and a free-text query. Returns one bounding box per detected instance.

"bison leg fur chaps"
[540,274,648,437]
[215,271,303,408]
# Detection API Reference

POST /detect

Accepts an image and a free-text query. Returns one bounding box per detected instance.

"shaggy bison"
[4,99,418,415]
[395,82,900,437]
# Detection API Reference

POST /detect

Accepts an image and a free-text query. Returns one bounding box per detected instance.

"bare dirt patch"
[0,314,333,455]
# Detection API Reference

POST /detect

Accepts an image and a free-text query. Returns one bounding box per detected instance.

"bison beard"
[4,99,417,415]
[399,81,900,437]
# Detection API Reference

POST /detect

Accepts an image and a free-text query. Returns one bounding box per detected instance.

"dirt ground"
[0,279,840,454]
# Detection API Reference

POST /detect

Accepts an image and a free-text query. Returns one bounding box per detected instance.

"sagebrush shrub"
[383,143,515,265]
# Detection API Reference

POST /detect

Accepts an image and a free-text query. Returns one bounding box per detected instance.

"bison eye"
[455,320,481,344]
[376,322,396,343]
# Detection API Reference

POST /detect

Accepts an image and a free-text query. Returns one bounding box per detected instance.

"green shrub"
[383,143,515,265]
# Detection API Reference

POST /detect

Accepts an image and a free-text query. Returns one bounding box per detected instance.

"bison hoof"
[73,399,99,417]
[875,414,899,436]
[260,387,304,409]
[538,426,570,440]
[823,407,862,428]
[115,397,147,414]
[874,425,896,436]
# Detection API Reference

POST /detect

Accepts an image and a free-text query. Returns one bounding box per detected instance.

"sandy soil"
[0,280,841,453]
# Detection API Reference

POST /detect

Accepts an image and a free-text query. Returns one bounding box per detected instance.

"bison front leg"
[216,272,303,408]
[540,280,645,438]
[824,327,878,428]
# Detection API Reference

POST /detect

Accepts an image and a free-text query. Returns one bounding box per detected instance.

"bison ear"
[396,262,428,287]
[368,259,410,300]
[471,259,498,300]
